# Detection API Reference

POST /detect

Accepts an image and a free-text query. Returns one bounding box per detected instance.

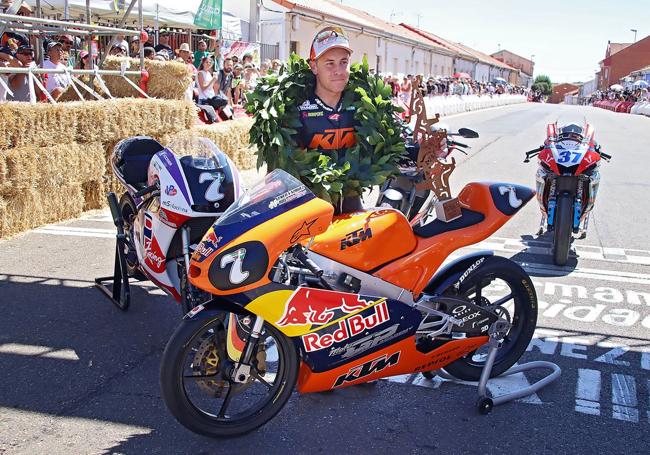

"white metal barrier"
[423,94,527,117]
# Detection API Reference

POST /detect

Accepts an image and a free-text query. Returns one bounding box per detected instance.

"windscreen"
[215,169,313,226]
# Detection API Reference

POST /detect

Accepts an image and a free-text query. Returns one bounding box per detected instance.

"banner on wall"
[221,40,261,66]
[194,0,223,30]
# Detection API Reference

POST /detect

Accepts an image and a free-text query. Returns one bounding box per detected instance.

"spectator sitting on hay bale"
[144,47,156,59]
[154,29,173,60]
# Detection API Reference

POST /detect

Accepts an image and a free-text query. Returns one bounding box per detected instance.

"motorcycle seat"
[113,136,165,188]
[412,208,485,238]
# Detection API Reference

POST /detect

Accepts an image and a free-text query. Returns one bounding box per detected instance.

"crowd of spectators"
[588,86,649,105]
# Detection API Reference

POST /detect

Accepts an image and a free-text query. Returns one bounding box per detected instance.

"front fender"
[421,250,494,295]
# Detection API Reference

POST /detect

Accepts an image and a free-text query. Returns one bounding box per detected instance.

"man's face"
[159,34,169,44]
[16,50,33,65]
[59,36,73,51]
[223,59,233,73]
[198,41,207,51]
[180,50,190,62]
[48,45,62,62]
[310,48,350,94]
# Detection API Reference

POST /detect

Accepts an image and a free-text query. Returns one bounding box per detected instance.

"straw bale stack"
[0,184,85,238]
[101,57,193,100]
[58,76,106,102]
[0,142,105,197]
[0,99,195,149]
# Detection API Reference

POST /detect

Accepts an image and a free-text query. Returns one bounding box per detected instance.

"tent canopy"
[23,0,242,34]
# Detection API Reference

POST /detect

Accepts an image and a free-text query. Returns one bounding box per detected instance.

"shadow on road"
[509,233,580,277]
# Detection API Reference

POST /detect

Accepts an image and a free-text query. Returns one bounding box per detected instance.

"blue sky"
[340,0,649,83]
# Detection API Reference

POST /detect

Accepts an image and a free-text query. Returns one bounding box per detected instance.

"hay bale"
[82,179,105,211]
[101,56,193,100]
[0,102,79,148]
[58,76,106,102]
[0,184,85,238]
[0,142,105,197]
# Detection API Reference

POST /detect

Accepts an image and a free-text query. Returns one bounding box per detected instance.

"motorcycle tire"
[443,256,537,381]
[118,193,146,281]
[160,313,299,437]
[552,194,573,266]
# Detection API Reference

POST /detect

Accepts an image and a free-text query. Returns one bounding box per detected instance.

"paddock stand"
[432,320,561,415]
[94,192,133,311]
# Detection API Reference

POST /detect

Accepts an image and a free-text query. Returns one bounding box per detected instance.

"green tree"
[532,74,552,95]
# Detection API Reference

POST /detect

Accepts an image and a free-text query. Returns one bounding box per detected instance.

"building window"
[405,59,409,74]
[290,41,299,55]
[393,57,398,73]
[376,55,381,72]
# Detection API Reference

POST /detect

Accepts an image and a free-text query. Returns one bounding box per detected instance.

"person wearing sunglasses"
[7,44,40,101]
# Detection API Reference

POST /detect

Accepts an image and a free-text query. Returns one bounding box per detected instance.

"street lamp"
[631,29,637,42]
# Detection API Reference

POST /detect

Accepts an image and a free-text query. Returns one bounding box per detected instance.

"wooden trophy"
[408,88,461,223]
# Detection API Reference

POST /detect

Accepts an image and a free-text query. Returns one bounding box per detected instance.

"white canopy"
[23,0,242,34]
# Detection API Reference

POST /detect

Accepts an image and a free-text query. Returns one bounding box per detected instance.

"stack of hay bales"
[0,99,257,239]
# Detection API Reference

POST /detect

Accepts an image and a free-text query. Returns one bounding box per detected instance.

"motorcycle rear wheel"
[552,194,573,266]
[118,193,146,281]
[160,313,299,437]
[443,256,537,381]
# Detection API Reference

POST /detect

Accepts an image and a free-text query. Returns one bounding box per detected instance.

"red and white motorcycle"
[97,136,244,313]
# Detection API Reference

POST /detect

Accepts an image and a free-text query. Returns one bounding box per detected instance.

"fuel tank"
[309,208,417,271]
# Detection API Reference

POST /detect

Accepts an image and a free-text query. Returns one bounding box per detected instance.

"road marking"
[32,226,115,238]
[612,373,639,422]
[466,236,650,266]
[575,369,601,415]
[0,343,79,361]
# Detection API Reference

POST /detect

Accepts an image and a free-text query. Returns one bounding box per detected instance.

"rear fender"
[421,251,494,295]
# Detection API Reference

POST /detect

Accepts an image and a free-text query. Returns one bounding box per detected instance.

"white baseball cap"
[309,26,353,61]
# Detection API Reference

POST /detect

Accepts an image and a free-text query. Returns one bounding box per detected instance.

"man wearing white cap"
[296,26,356,154]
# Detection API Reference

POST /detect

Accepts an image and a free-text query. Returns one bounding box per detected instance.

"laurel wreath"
[246,54,406,204]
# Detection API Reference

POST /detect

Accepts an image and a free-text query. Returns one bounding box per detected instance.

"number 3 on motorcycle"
[220,248,250,284]
[557,151,581,164]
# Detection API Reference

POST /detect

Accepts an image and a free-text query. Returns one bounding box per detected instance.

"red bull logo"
[301,300,390,352]
[277,288,372,327]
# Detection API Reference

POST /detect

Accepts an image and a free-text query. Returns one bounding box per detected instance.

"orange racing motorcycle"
[159,169,538,437]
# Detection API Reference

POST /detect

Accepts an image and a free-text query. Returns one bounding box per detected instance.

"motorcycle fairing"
[189,197,333,295]
[296,335,488,393]
[374,182,534,295]
[308,208,417,272]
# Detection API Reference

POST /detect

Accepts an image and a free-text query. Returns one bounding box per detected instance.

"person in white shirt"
[41,41,71,100]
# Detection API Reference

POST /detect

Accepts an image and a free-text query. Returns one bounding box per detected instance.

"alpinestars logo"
[333,351,400,387]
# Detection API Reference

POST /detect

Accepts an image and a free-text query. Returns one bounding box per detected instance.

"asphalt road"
[1,103,649,455]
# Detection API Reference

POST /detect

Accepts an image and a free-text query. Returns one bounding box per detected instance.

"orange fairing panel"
[309,208,417,271]
[189,198,333,295]
[297,335,488,393]
[374,182,533,295]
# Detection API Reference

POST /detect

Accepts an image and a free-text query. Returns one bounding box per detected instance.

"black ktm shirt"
[295,93,358,152]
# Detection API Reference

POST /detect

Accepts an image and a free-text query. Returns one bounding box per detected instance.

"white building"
[261,0,455,77]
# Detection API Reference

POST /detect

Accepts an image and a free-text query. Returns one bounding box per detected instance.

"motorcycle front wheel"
[553,194,573,266]
[160,312,298,437]
[443,256,538,381]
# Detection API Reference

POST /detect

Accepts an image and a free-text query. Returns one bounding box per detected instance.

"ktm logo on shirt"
[309,127,357,150]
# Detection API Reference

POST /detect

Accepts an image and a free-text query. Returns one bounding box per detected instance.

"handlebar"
[133,182,159,198]
[599,151,612,161]
[449,140,469,148]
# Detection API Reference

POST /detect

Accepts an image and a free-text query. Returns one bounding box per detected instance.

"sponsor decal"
[196,242,215,258]
[162,199,189,214]
[268,186,309,209]
[328,113,340,121]
[299,100,319,111]
[208,241,268,291]
[290,219,317,243]
[307,111,324,117]
[164,184,177,196]
[333,351,401,387]
[143,213,166,272]
[309,127,357,150]
[329,324,411,359]
[277,288,373,327]
[160,151,174,167]
[498,185,523,209]
[453,257,485,289]
[340,227,372,250]
[413,344,468,372]
[302,301,390,352]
